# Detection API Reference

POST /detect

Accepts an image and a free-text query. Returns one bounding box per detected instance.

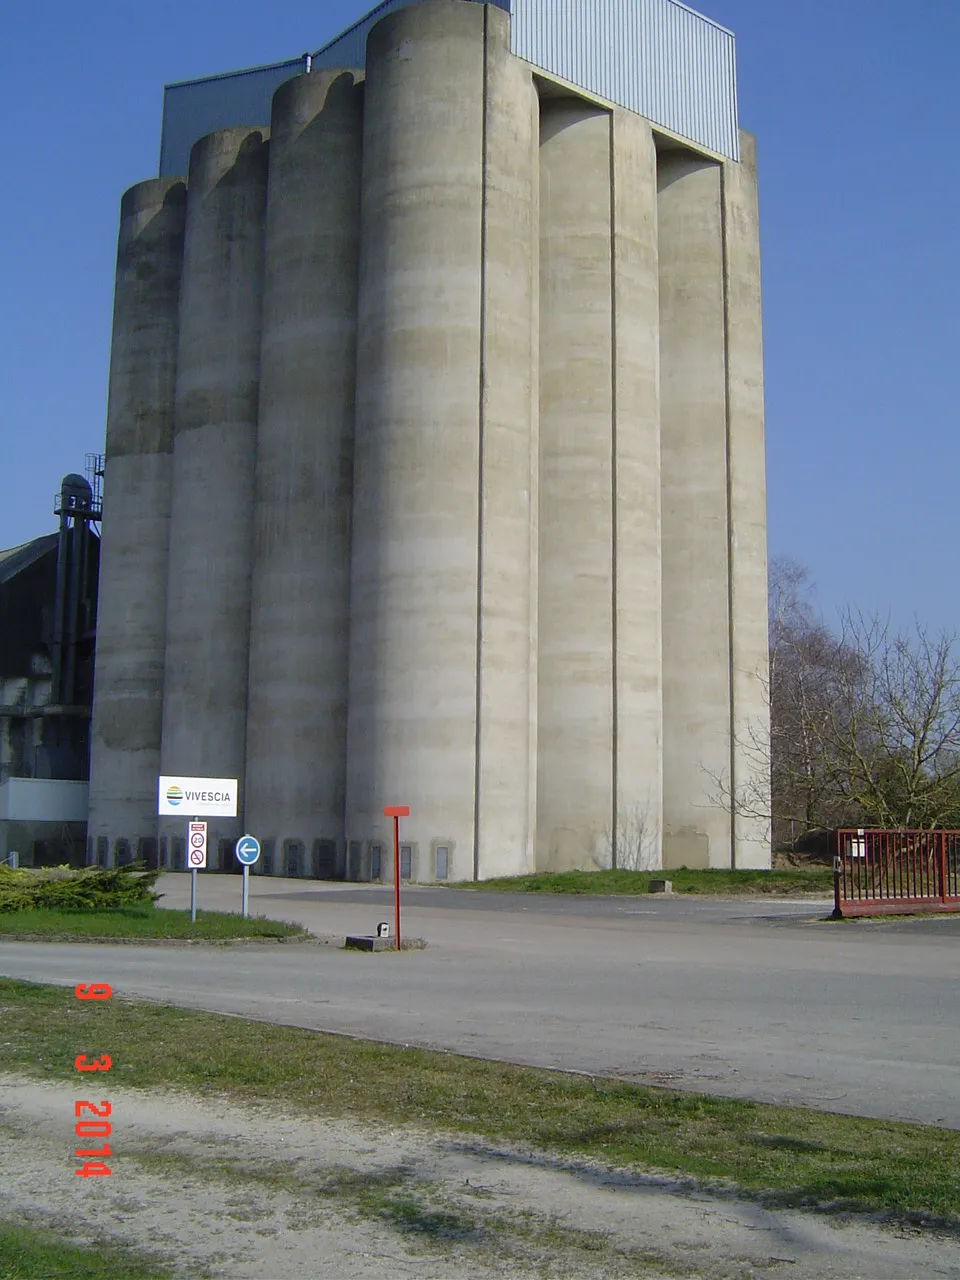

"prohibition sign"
[187,821,207,870]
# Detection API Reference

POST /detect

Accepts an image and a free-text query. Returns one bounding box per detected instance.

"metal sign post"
[235,834,261,919]
[383,805,410,951]
[187,820,207,923]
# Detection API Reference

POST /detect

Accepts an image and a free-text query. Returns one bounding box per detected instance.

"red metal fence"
[834,828,960,917]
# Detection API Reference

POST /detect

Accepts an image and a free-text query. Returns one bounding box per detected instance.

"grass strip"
[0,905,307,941]
[454,868,835,896]
[0,1220,181,1279]
[3,978,957,1225]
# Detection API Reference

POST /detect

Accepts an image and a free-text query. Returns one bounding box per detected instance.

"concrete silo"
[346,1,539,884]
[89,0,771,880]
[87,179,186,867]
[243,71,364,880]
[159,128,269,864]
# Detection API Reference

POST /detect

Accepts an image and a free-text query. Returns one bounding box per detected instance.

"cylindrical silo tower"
[609,109,663,873]
[473,11,540,880]
[723,132,771,868]
[87,178,186,867]
[537,99,615,872]
[244,70,364,880]
[536,97,662,874]
[346,0,538,883]
[159,127,269,864]
[657,150,732,868]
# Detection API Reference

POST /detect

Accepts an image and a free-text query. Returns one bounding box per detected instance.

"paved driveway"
[3,875,957,1127]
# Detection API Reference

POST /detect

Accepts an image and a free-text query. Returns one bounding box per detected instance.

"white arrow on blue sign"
[235,834,261,866]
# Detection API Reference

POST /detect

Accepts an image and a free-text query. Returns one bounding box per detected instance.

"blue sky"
[2,0,957,630]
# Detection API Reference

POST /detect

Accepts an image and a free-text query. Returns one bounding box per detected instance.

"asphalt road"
[3,876,958,1128]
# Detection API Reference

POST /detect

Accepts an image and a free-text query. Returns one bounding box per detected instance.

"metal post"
[939,831,948,905]
[190,868,197,923]
[242,865,249,919]
[393,814,401,950]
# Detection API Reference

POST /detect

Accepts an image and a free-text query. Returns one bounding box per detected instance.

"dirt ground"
[2,1077,957,1279]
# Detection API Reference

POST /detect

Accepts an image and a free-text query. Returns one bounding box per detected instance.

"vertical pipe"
[244,72,363,872]
[51,513,69,704]
[658,150,731,869]
[347,1,487,880]
[160,127,269,864]
[88,178,187,865]
[65,516,84,704]
[537,99,614,872]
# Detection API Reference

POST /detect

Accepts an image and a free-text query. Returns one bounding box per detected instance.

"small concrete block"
[647,879,673,894]
[344,935,426,952]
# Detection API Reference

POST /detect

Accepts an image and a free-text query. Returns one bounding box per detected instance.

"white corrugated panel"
[160,59,302,176]
[512,0,739,160]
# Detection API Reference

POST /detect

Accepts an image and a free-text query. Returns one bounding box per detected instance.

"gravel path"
[3,1078,957,1278]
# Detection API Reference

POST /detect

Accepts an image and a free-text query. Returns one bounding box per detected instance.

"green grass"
[0,1221,182,1279]
[456,867,835,896]
[0,904,308,941]
[2,978,956,1226]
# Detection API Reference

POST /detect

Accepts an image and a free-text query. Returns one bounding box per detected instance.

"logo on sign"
[166,785,184,807]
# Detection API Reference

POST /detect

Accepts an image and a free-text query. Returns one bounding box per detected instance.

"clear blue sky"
[2,0,958,630]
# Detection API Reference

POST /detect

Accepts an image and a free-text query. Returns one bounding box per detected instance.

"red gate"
[833,828,960,917]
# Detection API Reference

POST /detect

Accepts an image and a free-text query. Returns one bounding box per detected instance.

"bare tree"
[599,801,660,872]
[813,611,960,829]
[709,557,960,843]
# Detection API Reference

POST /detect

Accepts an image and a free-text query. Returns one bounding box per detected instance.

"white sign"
[188,821,207,869]
[158,775,238,817]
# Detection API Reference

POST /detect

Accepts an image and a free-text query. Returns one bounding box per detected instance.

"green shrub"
[0,863,162,914]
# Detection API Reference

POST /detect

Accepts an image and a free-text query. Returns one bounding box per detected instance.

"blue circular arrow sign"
[235,834,261,866]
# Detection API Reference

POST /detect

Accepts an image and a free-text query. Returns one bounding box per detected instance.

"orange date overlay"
[74,982,112,1177]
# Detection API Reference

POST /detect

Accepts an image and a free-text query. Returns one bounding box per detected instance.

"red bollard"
[383,806,410,950]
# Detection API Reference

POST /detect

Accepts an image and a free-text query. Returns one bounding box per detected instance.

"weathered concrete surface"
[657,152,732,870]
[537,98,615,872]
[4,877,957,1129]
[348,3,537,884]
[475,13,539,880]
[160,128,269,864]
[88,179,186,865]
[348,0,484,885]
[244,72,364,878]
[724,131,772,869]
[612,110,663,871]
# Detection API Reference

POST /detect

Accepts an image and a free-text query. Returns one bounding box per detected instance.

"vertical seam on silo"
[473,7,490,883]
[609,109,619,872]
[720,160,737,870]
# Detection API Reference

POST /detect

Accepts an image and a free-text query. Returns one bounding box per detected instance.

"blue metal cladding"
[158,0,737,177]
[511,0,738,160]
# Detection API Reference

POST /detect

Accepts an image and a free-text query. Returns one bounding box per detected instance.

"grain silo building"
[87,0,771,881]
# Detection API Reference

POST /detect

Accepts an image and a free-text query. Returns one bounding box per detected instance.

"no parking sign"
[188,821,207,869]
